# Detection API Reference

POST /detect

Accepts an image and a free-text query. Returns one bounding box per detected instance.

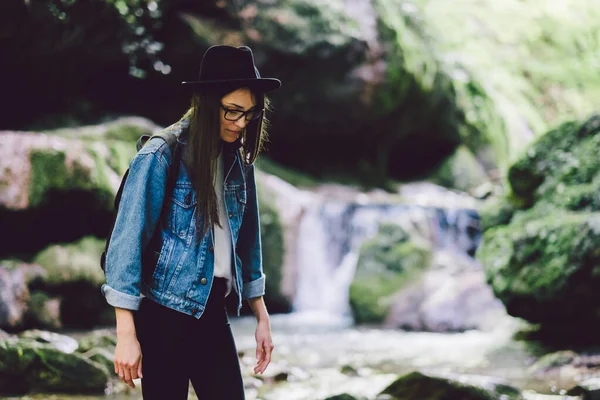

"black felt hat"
[181,45,281,92]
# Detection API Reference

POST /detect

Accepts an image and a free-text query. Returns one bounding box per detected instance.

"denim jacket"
[101,118,265,317]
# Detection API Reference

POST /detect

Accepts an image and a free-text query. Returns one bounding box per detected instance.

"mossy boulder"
[350,224,432,324]
[29,237,111,329]
[0,337,109,395]
[0,125,142,259]
[379,371,522,400]
[477,115,600,336]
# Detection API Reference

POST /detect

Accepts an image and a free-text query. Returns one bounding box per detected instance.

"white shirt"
[213,152,233,295]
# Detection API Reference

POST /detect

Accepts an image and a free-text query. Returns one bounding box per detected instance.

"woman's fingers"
[254,340,274,374]
[256,344,264,362]
[122,366,135,388]
[137,358,143,379]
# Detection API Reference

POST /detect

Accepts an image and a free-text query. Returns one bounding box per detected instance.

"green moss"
[350,224,432,324]
[28,146,114,209]
[324,394,359,400]
[32,237,106,287]
[108,138,138,176]
[381,371,496,400]
[477,210,600,323]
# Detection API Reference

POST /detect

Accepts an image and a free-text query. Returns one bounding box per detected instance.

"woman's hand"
[254,319,274,374]
[114,332,143,388]
[114,307,142,388]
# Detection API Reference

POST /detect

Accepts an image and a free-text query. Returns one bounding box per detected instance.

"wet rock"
[0,337,109,395]
[324,394,360,400]
[19,329,79,354]
[340,364,359,376]
[566,378,600,399]
[379,371,523,400]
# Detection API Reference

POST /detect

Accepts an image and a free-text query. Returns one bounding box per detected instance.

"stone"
[0,337,108,395]
[19,329,79,354]
[0,266,29,330]
[477,115,600,336]
[379,371,523,400]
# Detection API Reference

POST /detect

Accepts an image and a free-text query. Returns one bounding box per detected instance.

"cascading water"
[291,202,482,319]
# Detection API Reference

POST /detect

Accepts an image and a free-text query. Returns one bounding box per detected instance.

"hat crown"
[198,45,260,82]
[181,45,281,92]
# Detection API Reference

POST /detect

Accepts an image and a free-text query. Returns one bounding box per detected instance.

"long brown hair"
[180,85,271,239]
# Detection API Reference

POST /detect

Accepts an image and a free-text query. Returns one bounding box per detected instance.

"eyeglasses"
[220,104,264,122]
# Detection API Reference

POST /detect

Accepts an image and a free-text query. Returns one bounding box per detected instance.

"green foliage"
[374,0,600,170]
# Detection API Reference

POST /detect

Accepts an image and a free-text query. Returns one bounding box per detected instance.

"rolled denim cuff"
[242,273,266,300]
[101,284,143,311]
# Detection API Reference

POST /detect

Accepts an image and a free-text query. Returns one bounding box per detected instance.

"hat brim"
[181,78,281,93]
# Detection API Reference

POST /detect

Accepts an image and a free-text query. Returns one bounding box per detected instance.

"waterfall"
[291,202,481,319]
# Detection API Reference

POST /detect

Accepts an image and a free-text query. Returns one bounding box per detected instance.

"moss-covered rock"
[0,337,109,395]
[477,115,600,336]
[0,129,138,259]
[31,237,111,329]
[379,371,522,400]
[350,224,432,324]
[324,394,360,400]
[33,237,105,287]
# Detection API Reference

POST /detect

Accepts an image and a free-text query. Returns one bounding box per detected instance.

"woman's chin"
[221,136,238,143]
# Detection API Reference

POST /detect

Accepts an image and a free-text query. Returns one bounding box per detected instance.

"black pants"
[135,278,245,399]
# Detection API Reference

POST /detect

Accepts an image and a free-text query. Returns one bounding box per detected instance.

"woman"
[101,45,281,399]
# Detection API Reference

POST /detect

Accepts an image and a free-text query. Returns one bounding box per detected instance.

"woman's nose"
[234,118,249,129]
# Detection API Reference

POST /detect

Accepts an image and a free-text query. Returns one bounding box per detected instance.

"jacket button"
[200,277,208,285]
[209,246,214,253]
[228,213,234,218]
[191,308,198,314]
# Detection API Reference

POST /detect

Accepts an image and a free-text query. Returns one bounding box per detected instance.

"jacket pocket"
[150,235,173,290]
[236,186,247,212]
[170,184,197,239]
